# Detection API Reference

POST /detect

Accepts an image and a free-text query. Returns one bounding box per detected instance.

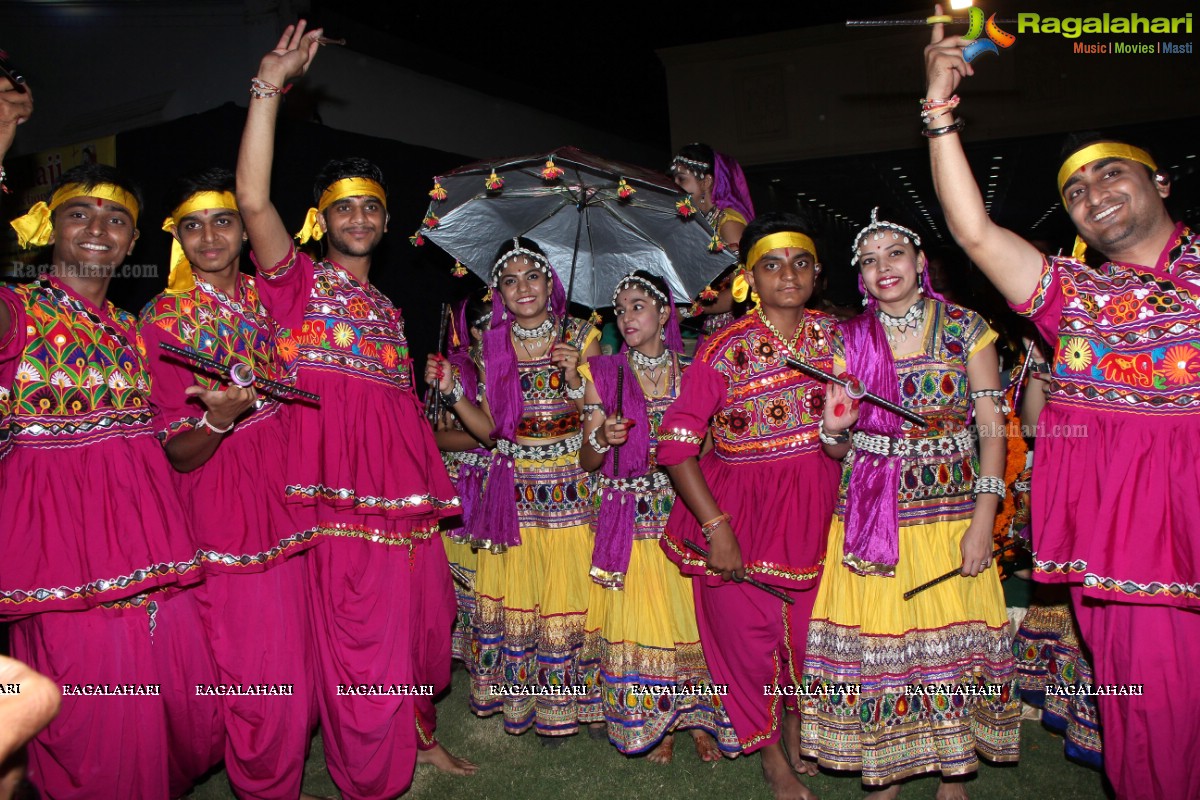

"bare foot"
[646,733,675,764]
[865,785,901,800]
[416,742,479,776]
[782,711,818,776]
[690,729,722,763]
[934,780,969,800]
[761,741,819,800]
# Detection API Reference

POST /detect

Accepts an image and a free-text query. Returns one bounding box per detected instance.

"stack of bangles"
[920,95,965,137]
[700,512,732,542]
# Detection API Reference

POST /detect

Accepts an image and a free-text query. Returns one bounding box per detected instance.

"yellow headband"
[732,232,819,303]
[161,191,240,295]
[296,177,387,244]
[10,182,141,249]
[1057,143,1157,204]
[1057,143,1158,262]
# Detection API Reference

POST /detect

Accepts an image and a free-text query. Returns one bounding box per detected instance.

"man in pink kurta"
[139,170,320,800]
[925,27,1200,797]
[235,24,471,798]
[2,165,220,800]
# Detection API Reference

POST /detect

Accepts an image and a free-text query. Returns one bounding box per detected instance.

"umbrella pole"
[560,201,585,343]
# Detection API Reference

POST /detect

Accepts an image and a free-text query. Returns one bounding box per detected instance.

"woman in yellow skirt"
[802,210,1019,799]
[427,238,600,743]
[576,271,738,763]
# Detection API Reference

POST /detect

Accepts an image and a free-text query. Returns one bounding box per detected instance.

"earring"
[861,296,868,307]
[660,328,666,342]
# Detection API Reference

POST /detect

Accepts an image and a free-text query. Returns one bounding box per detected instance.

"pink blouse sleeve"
[657,359,727,466]
[0,287,28,393]
[1009,255,1067,345]
[139,320,205,442]
[251,244,314,332]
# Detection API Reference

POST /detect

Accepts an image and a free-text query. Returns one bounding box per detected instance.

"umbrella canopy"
[414,146,736,308]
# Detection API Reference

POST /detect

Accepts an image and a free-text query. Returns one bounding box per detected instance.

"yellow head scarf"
[1057,142,1158,261]
[731,232,818,303]
[10,183,141,249]
[296,177,387,244]
[161,191,240,295]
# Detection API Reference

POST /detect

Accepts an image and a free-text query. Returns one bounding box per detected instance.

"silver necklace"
[878,299,925,344]
[512,317,554,340]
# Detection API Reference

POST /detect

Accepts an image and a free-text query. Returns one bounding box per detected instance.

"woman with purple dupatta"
[802,209,1019,798]
[576,271,738,764]
[669,144,757,343]
[426,237,601,744]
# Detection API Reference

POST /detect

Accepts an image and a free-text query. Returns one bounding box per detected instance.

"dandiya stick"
[159,342,320,402]
[683,540,794,605]
[903,546,1004,600]
[784,357,927,428]
[613,362,624,473]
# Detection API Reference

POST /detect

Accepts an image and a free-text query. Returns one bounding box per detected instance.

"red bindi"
[95,198,103,207]
[202,209,209,216]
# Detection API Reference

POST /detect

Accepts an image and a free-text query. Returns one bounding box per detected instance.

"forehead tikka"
[491,237,551,286]
[612,274,669,308]
[851,207,922,266]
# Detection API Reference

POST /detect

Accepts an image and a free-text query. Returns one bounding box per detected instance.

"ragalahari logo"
[961,7,1017,62]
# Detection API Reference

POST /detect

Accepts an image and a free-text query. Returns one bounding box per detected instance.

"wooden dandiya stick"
[159,342,320,402]
[783,357,927,428]
[682,540,795,605]
[903,546,1004,601]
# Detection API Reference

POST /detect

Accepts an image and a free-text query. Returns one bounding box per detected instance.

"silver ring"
[980,560,989,568]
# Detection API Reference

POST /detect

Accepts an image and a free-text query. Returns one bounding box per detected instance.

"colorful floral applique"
[1061,337,1093,372]
[1160,345,1200,385]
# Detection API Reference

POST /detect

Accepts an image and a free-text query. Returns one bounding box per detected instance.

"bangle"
[200,411,235,436]
[818,420,850,446]
[440,376,465,406]
[565,377,586,401]
[587,425,610,454]
[250,77,288,99]
[973,475,1007,500]
[700,512,732,542]
[922,117,966,138]
[582,403,605,418]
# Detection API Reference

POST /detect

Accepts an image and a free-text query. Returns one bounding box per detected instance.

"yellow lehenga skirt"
[801,517,1020,785]
[470,450,594,737]
[579,537,739,755]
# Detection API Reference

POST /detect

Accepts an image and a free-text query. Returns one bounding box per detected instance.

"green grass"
[193,667,1108,800]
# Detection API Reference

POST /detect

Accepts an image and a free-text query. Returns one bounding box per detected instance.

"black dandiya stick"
[158,342,320,402]
[682,540,795,605]
[783,357,927,428]
[903,546,1004,601]
[613,363,624,473]
[427,303,451,426]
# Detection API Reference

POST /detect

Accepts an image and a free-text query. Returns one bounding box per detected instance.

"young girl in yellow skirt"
[802,210,1019,799]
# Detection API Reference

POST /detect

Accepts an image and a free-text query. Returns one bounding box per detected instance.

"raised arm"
[236,22,323,270]
[924,4,1044,305]
[0,76,33,342]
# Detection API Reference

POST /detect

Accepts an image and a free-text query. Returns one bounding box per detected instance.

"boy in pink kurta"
[2,166,219,800]
[139,171,320,800]
[236,23,471,797]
